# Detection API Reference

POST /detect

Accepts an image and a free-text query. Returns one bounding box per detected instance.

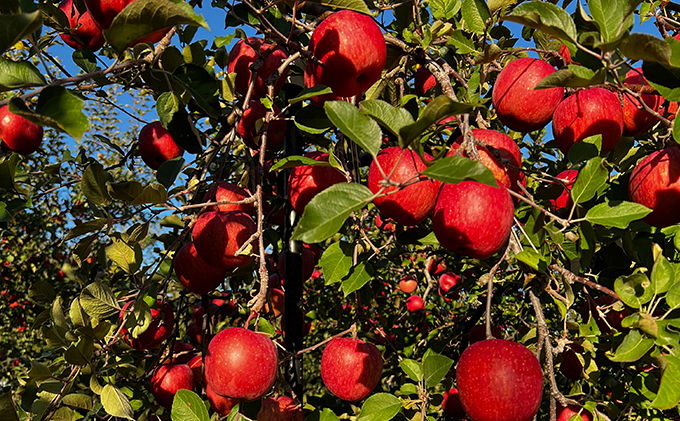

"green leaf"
[357,393,402,421]
[132,182,168,205]
[292,183,372,243]
[289,85,334,105]
[0,11,42,55]
[615,273,654,308]
[61,394,94,412]
[431,0,461,20]
[607,329,654,362]
[300,0,371,14]
[79,281,120,320]
[124,300,152,338]
[515,250,550,272]
[587,0,627,43]
[156,157,184,189]
[643,60,680,102]
[107,181,144,202]
[535,66,606,89]
[422,155,497,187]
[668,37,680,68]
[619,33,671,63]
[157,92,182,128]
[399,359,424,382]
[651,354,680,409]
[106,237,142,273]
[319,241,353,285]
[359,100,414,138]
[0,57,45,91]
[9,86,90,139]
[173,64,221,119]
[502,1,578,44]
[651,254,675,295]
[461,0,490,34]
[666,282,680,309]
[270,155,332,172]
[320,408,340,421]
[64,338,94,366]
[81,162,111,207]
[568,134,602,163]
[69,298,88,328]
[423,353,454,387]
[325,101,382,158]
[64,218,108,241]
[571,157,608,204]
[72,49,98,73]
[103,0,208,52]
[166,107,202,154]
[28,280,55,305]
[584,201,652,229]
[0,391,20,421]
[294,105,332,134]
[101,385,134,420]
[342,262,374,296]
[399,96,474,148]
[171,390,209,421]
[447,30,475,54]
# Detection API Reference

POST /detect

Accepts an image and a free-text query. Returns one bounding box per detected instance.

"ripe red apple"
[238,101,286,150]
[622,69,663,136]
[192,210,257,269]
[187,322,202,345]
[557,405,593,421]
[456,339,543,421]
[150,363,194,409]
[549,169,578,213]
[287,151,347,214]
[119,300,174,350]
[206,383,239,416]
[303,61,345,106]
[204,327,278,400]
[83,0,170,45]
[368,147,442,226]
[188,355,203,386]
[174,242,226,295]
[415,66,437,96]
[172,342,196,364]
[432,181,515,259]
[138,122,184,170]
[0,105,44,155]
[227,37,288,99]
[492,57,564,132]
[257,396,304,421]
[399,275,418,293]
[375,214,396,232]
[203,181,254,215]
[628,147,680,227]
[448,129,524,194]
[552,87,624,154]
[321,337,383,401]
[560,343,584,381]
[554,43,574,68]
[468,324,503,343]
[58,0,106,51]
[438,272,461,301]
[306,10,386,98]
[428,259,446,277]
[581,296,629,332]
[406,295,424,312]
[442,388,466,419]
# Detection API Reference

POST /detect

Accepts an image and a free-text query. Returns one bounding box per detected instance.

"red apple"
[306,10,386,98]
[560,343,584,381]
[399,275,418,293]
[238,101,286,150]
[83,0,170,45]
[138,122,184,170]
[438,272,461,301]
[622,69,663,136]
[549,169,578,213]
[555,43,573,68]
[257,396,304,421]
[172,342,196,364]
[442,388,467,419]
[428,259,446,277]
[456,339,543,421]
[192,210,257,269]
[188,355,202,386]
[119,300,174,350]
[581,296,629,332]
[206,383,238,416]
[432,181,515,259]
[287,151,347,214]
[448,129,524,194]
[628,147,680,227]
[58,0,106,51]
[264,288,285,318]
[375,213,396,232]
[203,181,254,215]
[187,322,202,345]
[492,57,564,132]
[557,405,593,421]
[415,66,437,96]
[0,105,43,155]
[406,295,424,312]
[150,363,194,408]
[321,337,383,401]
[227,37,289,99]
[552,87,624,154]
[204,327,278,400]
[303,61,345,106]
[174,242,226,295]
[368,147,442,226]
[468,324,503,343]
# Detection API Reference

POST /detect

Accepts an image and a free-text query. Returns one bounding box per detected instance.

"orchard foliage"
[3,0,680,420]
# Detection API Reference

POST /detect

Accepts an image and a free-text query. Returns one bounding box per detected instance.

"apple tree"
[2,0,680,420]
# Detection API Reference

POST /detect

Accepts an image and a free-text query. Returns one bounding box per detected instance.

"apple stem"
[485,245,509,340]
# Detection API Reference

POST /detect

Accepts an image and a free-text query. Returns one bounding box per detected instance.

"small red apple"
[622,69,663,136]
[227,37,289,99]
[628,147,680,227]
[83,0,170,45]
[119,300,174,350]
[257,396,304,421]
[321,337,383,401]
[0,105,43,156]
[406,295,424,312]
[150,363,194,408]
[492,57,564,132]
[306,10,386,98]
[171,342,196,364]
[174,242,226,295]
[432,181,515,259]
[415,66,437,96]
[456,339,543,421]
[399,275,418,293]
[203,181,254,215]
[442,388,467,419]
[552,87,624,154]
[287,151,347,215]
[560,343,584,381]
[368,147,442,226]
[187,322,202,345]
[238,101,286,150]
[192,210,257,269]
[138,122,184,170]
[58,0,106,51]
[557,405,593,421]
[549,169,578,213]
[188,355,202,386]
[375,214,396,232]
[204,327,278,400]
[206,383,239,416]
[438,272,461,301]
